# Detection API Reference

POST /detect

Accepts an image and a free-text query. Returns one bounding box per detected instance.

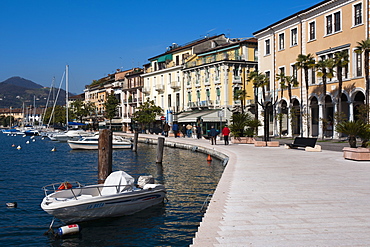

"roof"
[148,34,225,61]
[197,37,257,56]
[253,0,331,35]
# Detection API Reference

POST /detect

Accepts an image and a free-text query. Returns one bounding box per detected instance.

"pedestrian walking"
[181,125,186,138]
[172,122,179,138]
[222,125,231,145]
[186,124,192,138]
[163,122,170,137]
[196,125,202,139]
[209,126,218,145]
[192,125,197,139]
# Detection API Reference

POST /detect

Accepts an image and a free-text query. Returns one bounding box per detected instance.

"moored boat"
[67,135,132,150]
[40,171,166,223]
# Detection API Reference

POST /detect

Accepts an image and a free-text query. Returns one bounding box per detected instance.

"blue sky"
[0,0,322,94]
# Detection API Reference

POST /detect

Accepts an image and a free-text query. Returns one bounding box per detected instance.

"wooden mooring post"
[132,132,138,152]
[156,137,165,163]
[98,129,112,184]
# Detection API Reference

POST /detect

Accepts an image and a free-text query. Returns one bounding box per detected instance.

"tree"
[43,105,67,126]
[103,92,120,129]
[70,100,95,123]
[296,53,316,136]
[355,39,370,123]
[132,98,162,132]
[316,58,334,138]
[333,50,349,123]
[233,89,248,114]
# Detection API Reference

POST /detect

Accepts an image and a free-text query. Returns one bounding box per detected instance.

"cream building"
[141,35,231,126]
[254,0,368,138]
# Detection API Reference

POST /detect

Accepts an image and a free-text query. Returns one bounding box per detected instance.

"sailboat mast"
[66,65,69,131]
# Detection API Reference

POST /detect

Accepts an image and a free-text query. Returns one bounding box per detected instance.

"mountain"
[2,76,43,89]
[0,76,73,109]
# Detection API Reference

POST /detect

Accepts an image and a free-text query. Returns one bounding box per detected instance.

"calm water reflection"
[0,133,224,246]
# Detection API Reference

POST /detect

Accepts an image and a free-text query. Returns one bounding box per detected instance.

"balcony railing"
[170,81,181,89]
[142,87,150,94]
[155,84,164,92]
[232,76,242,84]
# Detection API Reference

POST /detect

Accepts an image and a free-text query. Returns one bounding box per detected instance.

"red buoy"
[207,154,212,161]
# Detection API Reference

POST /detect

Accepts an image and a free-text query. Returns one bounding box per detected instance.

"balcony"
[214,77,221,85]
[186,82,192,89]
[204,78,210,86]
[232,76,242,84]
[199,100,213,107]
[170,81,181,89]
[142,87,150,94]
[155,84,165,92]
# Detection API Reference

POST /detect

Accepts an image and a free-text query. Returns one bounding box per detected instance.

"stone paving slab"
[117,133,370,246]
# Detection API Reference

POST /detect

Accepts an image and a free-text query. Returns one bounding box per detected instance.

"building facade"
[254,0,368,138]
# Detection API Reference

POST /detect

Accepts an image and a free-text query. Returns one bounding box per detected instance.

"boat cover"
[101,171,134,195]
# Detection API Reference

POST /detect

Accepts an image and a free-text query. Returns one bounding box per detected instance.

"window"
[188,92,191,102]
[334,12,341,32]
[206,89,210,100]
[168,94,171,107]
[196,90,201,102]
[311,68,316,84]
[265,71,270,91]
[326,12,341,35]
[265,39,271,55]
[326,15,333,34]
[291,28,298,46]
[291,64,297,80]
[279,33,284,50]
[176,55,180,66]
[354,3,362,26]
[356,52,362,77]
[309,22,316,40]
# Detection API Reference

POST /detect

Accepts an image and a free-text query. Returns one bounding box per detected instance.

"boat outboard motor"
[137,175,155,188]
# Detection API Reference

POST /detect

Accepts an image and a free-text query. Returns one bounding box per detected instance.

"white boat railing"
[42,182,134,200]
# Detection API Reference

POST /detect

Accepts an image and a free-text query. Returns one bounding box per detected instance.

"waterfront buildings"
[253,0,368,138]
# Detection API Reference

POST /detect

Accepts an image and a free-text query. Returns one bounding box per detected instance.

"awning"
[157,54,173,63]
[68,122,86,126]
[176,109,223,123]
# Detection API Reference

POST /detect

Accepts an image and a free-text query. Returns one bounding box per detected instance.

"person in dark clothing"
[163,123,170,137]
[196,125,202,139]
[181,125,186,138]
[209,126,218,145]
[172,123,179,138]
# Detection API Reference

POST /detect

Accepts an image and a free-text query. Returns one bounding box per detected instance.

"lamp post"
[9,106,12,128]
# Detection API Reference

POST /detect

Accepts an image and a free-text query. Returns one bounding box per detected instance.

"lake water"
[0,133,224,246]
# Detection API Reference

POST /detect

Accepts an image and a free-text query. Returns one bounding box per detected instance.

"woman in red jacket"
[222,125,231,145]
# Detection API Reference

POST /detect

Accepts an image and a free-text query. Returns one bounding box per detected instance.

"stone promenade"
[119,133,370,246]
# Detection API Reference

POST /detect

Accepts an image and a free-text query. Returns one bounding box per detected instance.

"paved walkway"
[119,133,370,246]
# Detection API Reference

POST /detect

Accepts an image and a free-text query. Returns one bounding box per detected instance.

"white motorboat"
[49,129,94,142]
[67,135,132,150]
[41,171,166,224]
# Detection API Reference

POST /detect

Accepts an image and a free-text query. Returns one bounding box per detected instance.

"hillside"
[0,77,72,108]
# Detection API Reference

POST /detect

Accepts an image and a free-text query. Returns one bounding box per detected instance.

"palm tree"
[276,72,286,100]
[333,50,349,121]
[355,39,370,123]
[316,58,334,138]
[248,71,268,120]
[295,54,316,136]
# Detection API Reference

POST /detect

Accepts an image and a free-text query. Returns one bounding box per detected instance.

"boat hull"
[67,142,132,150]
[41,187,165,224]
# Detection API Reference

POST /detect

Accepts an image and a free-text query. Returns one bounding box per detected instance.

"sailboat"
[48,65,93,142]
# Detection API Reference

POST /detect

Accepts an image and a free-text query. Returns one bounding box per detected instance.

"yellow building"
[181,38,257,128]
[254,0,368,138]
